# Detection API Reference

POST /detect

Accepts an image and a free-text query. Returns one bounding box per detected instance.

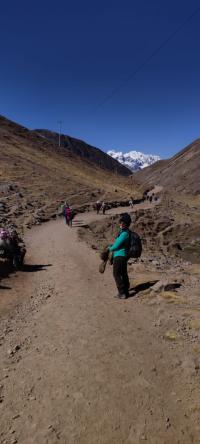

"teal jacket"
[109,229,130,258]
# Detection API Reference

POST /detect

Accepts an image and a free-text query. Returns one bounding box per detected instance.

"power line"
[97,6,200,108]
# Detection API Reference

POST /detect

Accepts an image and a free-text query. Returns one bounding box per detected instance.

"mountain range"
[107,150,160,172]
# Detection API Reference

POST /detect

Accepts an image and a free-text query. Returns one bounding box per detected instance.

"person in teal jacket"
[109,213,131,299]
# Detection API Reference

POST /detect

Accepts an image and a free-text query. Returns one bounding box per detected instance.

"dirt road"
[0,210,199,443]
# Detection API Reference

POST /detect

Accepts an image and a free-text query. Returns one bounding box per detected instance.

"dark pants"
[65,217,72,227]
[113,256,130,296]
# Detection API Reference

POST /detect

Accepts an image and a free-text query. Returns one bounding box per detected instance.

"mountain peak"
[107,149,160,172]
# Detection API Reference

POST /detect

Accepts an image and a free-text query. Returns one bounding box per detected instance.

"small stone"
[10,429,15,434]
[7,349,13,356]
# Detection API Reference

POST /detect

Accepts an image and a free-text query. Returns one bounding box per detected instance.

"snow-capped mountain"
[107,150,160,172]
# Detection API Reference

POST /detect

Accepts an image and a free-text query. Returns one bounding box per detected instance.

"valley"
[0,115,200,444]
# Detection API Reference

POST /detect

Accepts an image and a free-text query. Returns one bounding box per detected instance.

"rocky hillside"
[134,139,200,194]
[108,150,160,171]
[0,115,132,231]
[35,129,131,176]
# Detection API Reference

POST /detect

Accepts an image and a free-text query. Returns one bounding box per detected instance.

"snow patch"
[107,150,160,172]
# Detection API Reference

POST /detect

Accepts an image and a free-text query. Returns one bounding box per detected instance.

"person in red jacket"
[65,206,72,227]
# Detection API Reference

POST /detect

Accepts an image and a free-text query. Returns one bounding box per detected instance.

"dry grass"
[159,291,187,305]
[188,319,200,331]
[0,122,139,231]
[164,330,179,341]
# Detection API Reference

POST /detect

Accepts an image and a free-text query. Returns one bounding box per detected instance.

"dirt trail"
[0,209,199,443]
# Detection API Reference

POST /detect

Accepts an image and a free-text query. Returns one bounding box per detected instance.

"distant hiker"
[65,206,72,227]
[59,202,65,216]
[129,198,134,208]
[109,213,132,299]
[96,201,101,214]
[101,202,106,215]
[60,201,68,216]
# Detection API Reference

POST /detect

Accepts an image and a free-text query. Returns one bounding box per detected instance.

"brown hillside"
[0,115,133,231]
[134,139,200,194]
[35,129,131,176]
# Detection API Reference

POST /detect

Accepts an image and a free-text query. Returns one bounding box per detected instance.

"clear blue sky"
[1,0,200,158]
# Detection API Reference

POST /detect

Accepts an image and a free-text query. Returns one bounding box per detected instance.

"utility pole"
[58,120,62,147]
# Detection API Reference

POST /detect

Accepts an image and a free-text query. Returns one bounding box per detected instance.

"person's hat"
[119,213,131,227]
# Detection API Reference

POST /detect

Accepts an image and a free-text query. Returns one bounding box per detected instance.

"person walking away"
[109,213,131,299]
[60,201,69,217]
[129,198,134,208]
[96,201,101,214]
[65,206,72,226]
[101,202,106,215]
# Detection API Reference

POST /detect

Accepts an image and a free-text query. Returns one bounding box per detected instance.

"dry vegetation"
[0,116,138,231]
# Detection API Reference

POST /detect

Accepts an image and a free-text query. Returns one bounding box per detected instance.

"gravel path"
[0,209,199,444]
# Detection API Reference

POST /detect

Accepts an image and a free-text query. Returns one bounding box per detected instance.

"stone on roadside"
[151,279,181,293]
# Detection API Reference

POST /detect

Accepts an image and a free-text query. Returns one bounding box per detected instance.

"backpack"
[128,230,142,259]
[0,229,10,240]
[65,207,71,218]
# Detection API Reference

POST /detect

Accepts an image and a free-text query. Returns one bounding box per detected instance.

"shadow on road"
[72,220,89,228]
[22,264,52,272]
[128,280,158,298]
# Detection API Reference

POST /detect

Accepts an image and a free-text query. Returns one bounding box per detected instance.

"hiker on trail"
[60,201,68,216]
[129,197,134,208]
[109,213,132,299]
[96,201,101,214]
[101,202,106,215]
[65,206,73,227]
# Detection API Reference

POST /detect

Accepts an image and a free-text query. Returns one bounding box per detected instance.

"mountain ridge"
[0,115,132,231]
[34,128,131,176]
[108,149,160,171]
[134,138,200,195]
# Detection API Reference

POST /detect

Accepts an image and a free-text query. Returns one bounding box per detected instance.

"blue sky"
[0,0,200,158]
